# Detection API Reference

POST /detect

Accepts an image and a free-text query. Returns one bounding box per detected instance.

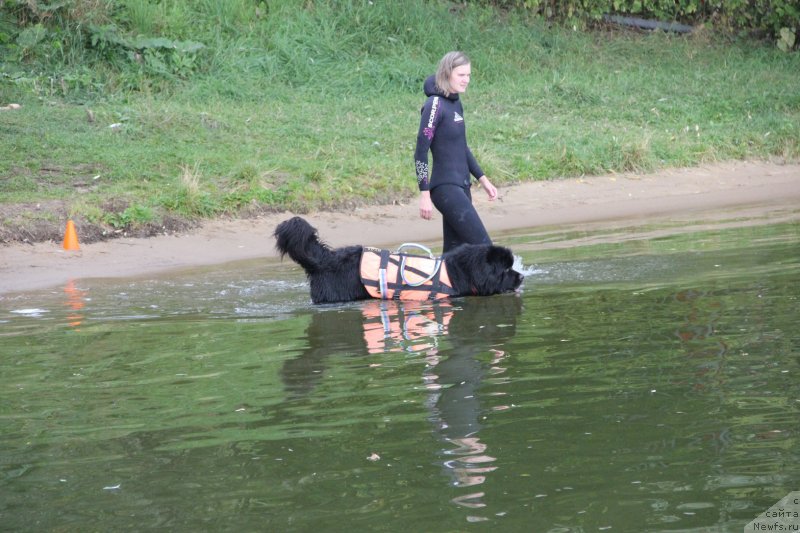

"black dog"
[274,216,524,304]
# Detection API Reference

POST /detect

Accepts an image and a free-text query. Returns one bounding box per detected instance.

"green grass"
[1,0,798,240]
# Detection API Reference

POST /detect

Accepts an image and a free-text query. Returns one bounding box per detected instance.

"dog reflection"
[279,295,523,516]
[361,300,453,355]
[279,306,366,398]
[280,300,455,397]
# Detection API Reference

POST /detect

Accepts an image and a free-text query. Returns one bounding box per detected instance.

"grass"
[1,0,798,242]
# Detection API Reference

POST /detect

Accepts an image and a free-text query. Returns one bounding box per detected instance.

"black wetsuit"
[414,75,491,253]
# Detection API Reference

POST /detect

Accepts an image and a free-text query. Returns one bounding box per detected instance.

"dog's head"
[448,244,524,297]
[482,245,525,295]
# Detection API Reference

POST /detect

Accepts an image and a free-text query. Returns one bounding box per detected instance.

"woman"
[414,51,498,253]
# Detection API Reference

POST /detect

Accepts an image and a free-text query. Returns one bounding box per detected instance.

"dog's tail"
[274,216,331,273]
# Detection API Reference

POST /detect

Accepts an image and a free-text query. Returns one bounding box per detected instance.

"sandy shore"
[2,160,799,295]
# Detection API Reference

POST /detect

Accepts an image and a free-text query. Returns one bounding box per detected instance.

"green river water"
[2,211,798,532]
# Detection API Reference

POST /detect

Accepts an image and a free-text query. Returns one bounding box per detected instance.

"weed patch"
[1,1,798,243]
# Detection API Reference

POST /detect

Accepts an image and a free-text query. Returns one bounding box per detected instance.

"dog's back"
[274,217,369,304]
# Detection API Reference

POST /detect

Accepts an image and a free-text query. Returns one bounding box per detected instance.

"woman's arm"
[414,96,440,192]
[415,97,441,220]
[478,175,498,201]
[419,190,433,220]
[466,147,485,182]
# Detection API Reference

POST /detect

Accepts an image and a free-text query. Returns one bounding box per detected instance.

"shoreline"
[2,160,799,296]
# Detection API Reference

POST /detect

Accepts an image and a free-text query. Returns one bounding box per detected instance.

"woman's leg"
[430,185,491,253]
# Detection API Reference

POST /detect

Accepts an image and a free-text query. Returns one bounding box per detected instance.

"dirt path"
[2,160,799,295]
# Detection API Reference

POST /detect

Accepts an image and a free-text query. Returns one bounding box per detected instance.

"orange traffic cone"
[62,220,80,251]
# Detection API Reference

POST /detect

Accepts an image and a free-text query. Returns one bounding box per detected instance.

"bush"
[2,1,797,69]
[480,0,798,49]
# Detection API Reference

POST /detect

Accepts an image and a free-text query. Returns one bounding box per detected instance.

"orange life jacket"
[360,247,455,301]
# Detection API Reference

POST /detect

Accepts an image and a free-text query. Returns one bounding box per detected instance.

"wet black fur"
[274,216,524,304]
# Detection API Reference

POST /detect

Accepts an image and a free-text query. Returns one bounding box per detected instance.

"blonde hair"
[435,51,470,97]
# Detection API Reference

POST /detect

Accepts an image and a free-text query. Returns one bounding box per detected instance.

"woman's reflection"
[424,295,522,516]
[279,295,522,519]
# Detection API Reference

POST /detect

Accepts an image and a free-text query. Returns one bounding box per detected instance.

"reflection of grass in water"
[510,220,800,288]
[490,240,799,529]
[507,219,800,264]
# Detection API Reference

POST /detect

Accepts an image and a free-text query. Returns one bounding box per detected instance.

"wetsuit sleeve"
[467,147,484,181]
[414,96,441,192]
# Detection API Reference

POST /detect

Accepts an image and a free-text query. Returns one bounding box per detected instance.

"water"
[2,213,798,532]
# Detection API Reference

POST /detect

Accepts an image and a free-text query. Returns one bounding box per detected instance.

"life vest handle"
[396,243,442,287]
[396,242,435,259]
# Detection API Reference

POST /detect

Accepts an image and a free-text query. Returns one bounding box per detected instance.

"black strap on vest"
[363,249,453,300]
[392,250,452,300]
